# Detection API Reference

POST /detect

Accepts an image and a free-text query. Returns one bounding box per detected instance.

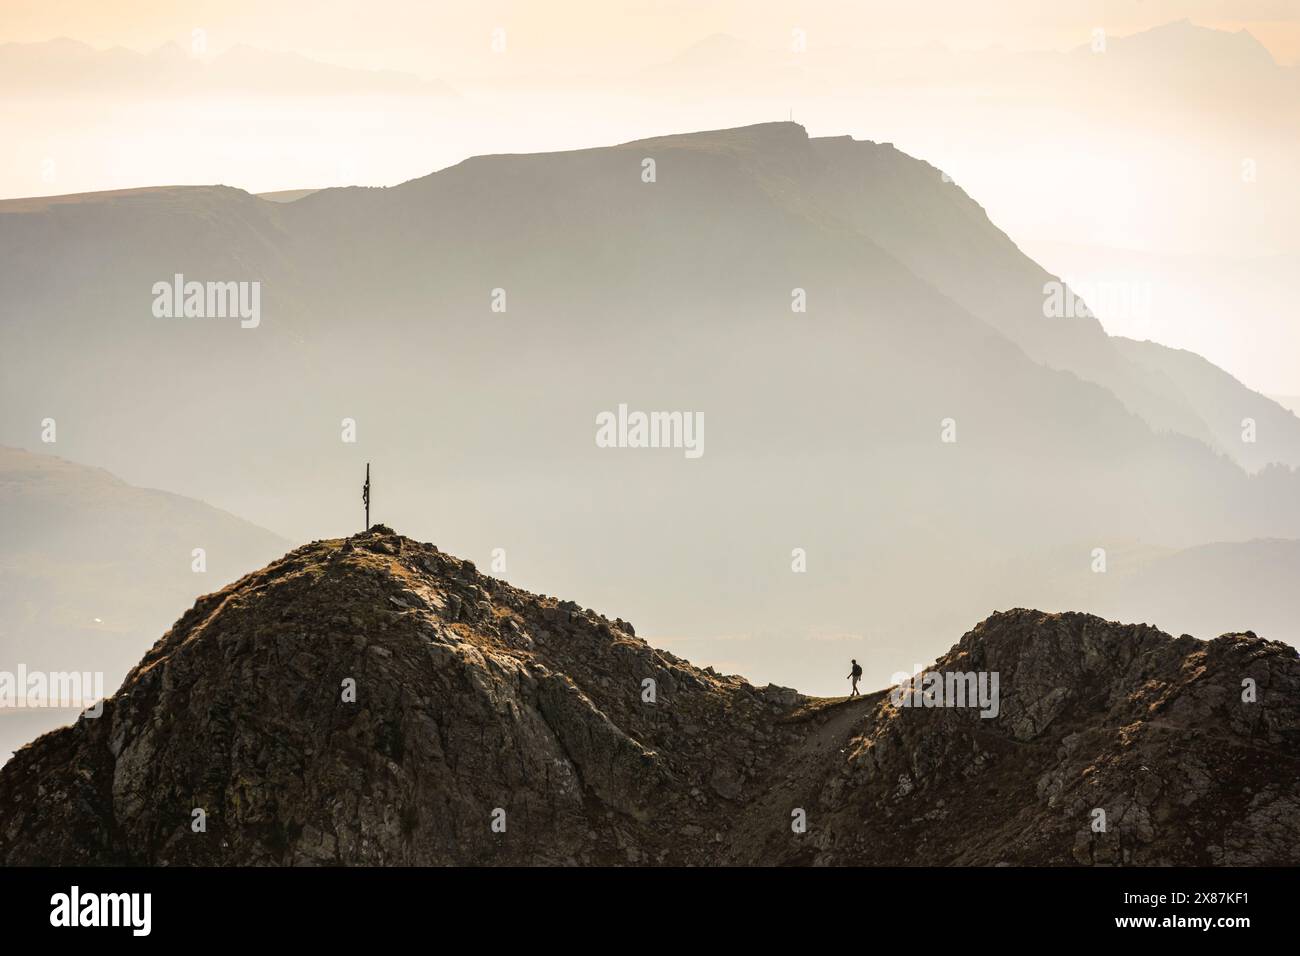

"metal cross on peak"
[362,463,370,532]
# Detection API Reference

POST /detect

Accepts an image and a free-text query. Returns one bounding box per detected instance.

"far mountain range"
[1,120,1297,709]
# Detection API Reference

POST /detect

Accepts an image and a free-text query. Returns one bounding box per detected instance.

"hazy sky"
[4,0,1300,68]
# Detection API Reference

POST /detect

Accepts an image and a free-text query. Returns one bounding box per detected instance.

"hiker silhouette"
[848,659,862,697]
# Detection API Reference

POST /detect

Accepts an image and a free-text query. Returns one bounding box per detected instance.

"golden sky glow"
[3,0,1298,70]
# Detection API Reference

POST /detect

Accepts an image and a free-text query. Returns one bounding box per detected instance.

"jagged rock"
[709,763,744,801]
[0,538,1295,866]
[761,684,800,707]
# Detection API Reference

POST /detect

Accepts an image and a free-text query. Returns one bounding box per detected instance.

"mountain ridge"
[1,526,1295,865]
[3,121,1298,693]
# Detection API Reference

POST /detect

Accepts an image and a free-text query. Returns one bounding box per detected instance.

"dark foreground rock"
[1,527,1296,865]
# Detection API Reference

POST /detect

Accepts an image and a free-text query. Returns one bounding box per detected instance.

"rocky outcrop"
[723,612,1299,865]
[1,527,1296,865]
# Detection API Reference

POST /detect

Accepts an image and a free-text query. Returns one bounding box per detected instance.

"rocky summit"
[1,527,1296,865]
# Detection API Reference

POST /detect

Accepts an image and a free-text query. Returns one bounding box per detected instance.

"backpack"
[851,663,862,678]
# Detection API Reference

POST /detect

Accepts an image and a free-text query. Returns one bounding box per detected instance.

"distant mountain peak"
[1102,19,1277,67]
[615,120,809,152]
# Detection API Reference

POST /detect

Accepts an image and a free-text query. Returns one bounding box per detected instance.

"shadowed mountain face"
[1,122,1298,693]
[0,527,1295,866]
[0,446,290,762]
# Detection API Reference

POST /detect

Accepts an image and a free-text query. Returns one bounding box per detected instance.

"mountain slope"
[0,446,290,762]
[804,134,1300,464]
[0,444,290,664]
[2,123,1299,692]
[1113,336,1300,471]
[1,527,1295,865]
